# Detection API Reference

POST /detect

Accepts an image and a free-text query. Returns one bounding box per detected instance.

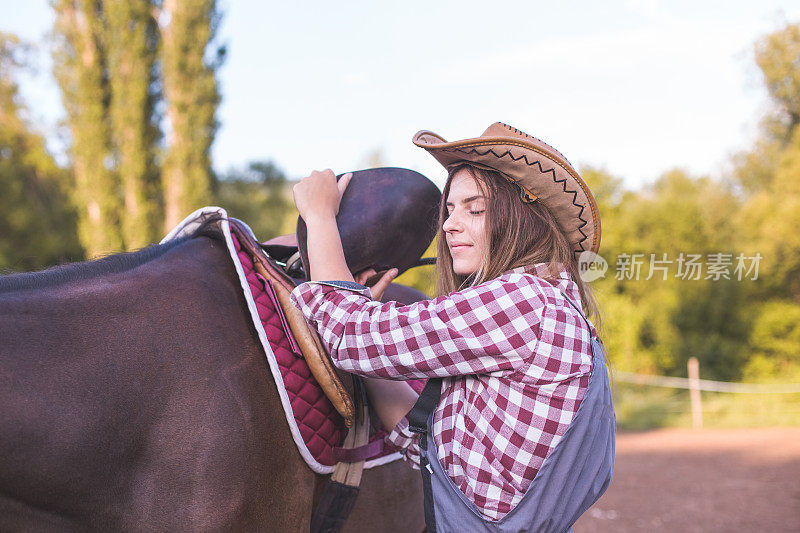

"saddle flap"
[229,220,355,428]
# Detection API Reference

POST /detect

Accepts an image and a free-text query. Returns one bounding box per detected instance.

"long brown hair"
[434,163,602,328]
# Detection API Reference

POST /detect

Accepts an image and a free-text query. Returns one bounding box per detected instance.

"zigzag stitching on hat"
[446,146,589,251]
[497,122,575,168]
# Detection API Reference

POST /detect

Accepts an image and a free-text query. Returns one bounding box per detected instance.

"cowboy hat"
[412,122,600,256]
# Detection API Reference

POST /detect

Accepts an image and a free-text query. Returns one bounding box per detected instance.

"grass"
[612,382,800,430]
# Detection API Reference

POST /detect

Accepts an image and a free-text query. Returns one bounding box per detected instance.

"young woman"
[290,122,615,532]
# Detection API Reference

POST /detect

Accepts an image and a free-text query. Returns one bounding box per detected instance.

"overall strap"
[407,377,443,533]
[408,377,442,433]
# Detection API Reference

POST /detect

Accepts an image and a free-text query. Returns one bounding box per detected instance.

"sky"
[4,0,800,189]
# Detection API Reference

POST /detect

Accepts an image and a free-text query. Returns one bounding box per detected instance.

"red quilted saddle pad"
[232,234,425,467]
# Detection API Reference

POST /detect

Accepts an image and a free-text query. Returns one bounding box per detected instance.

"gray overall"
[408,293,616,533]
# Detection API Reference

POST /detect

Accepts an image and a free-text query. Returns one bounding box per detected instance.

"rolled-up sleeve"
[288,272,546,380]
[384,414,421,469]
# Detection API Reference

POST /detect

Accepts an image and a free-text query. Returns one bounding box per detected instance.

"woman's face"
[443,169,488,276]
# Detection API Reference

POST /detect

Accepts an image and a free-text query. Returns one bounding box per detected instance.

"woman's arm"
[304,214,353,282]
[290,272,548,379]
[292,168,354,282]
[362,377,419,431]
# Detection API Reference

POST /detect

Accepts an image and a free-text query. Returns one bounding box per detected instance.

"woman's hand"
[292,169,353,223]
[355,267,399,302]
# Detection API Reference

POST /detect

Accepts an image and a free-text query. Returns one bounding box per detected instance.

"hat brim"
[413,129,601,257]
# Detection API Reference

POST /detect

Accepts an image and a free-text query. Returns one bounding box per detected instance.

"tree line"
[583,23,800,383]
[1,16,799,383]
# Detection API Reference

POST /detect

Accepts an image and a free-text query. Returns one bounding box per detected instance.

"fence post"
[688,357,703,429]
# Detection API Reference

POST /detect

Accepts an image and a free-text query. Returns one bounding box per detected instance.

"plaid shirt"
[289,264,595,521]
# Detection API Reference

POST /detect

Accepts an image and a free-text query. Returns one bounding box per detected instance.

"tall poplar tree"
[52,0,123,257]
[0,33,82,270]
[104,0,162,248]
[160,0,223,229]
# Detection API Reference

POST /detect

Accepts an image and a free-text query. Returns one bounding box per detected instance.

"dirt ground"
[574,427,800,532]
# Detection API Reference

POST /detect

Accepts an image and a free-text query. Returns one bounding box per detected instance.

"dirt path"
[574,427,800,532]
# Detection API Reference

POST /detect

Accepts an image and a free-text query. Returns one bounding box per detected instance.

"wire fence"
[612,371,800,394]
[610,357,800,428]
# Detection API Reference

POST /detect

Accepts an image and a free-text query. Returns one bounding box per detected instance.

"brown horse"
[0,222,425,531]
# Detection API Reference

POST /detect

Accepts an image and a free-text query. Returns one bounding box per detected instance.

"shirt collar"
[510,263,585,314]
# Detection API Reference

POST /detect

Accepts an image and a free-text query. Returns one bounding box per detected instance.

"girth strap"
[310,375,371,533]
[407,377,443,533]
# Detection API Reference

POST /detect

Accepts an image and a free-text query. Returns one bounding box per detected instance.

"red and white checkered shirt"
[289,263,595,521]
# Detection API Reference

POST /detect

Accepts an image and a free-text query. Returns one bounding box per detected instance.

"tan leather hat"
[412,121,600,256]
